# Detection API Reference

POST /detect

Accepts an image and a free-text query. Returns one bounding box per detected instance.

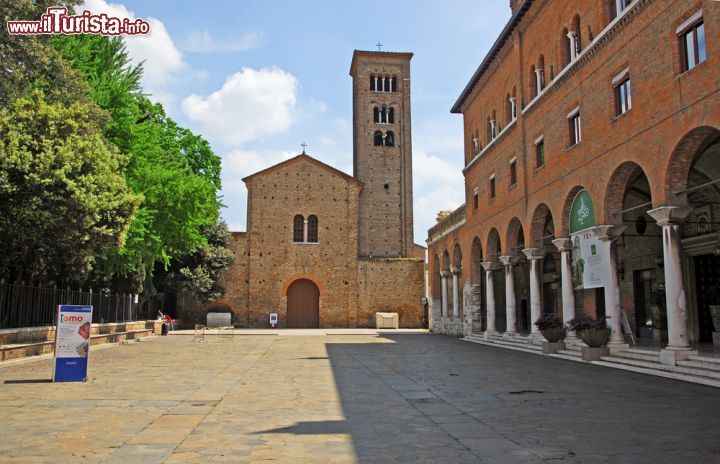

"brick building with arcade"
[427,0,719,364]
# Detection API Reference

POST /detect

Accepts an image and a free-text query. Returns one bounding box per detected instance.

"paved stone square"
[0,333,719,463]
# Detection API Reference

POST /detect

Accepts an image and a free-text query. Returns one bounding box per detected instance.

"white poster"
[571,230,605,289]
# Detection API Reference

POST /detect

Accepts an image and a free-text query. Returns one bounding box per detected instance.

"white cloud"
[182,30,262,53]
[413,150,463,185]
[412,149,465,240]
[79,0,185,98]
[181,67,299,146]
[414,185,465,240]
[223,149,295,179]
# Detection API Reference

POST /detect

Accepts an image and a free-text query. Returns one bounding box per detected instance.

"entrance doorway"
[287,279,320,328]
[695,254,720,343]
[632,269,655,339]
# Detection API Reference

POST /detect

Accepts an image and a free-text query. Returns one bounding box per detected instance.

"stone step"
[688,354,720,365]
[677,360,720,372]
[598,356,720,381]
[624,347,664,356]
[466,335,539,349]
[556,349,582,358]
[548,353,587,363]
[461,337,542,355]
[592,360,720,389]
[610,350,662,363]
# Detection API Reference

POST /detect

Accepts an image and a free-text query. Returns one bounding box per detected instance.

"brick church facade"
[181,50,426,328]
[427,0,719,363]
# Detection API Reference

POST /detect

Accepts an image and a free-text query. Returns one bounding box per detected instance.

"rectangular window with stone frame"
[568,107,582,147]
[678,12,706,73]
[535,137,545,168]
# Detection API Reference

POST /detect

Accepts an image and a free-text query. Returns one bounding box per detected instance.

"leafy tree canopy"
[0,91,139,284]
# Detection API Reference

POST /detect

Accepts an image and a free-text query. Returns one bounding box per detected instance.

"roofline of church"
[241,153,363,187]
[349,50,414,76]
[450,0,534,114]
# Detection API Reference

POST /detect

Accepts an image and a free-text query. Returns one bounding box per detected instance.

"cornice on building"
[427,205,467,245]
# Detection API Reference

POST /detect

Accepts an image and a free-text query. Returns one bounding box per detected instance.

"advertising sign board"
[53,305,93,382]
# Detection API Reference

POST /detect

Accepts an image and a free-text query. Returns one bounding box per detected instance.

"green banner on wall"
[569,189,596,234]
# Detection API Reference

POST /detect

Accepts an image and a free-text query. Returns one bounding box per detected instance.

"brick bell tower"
[350,50,414,258]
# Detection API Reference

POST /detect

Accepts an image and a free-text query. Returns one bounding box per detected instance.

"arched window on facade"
[562,28,571,67]
[380,105,388,124]
[384,76,391,92]
[293,214,304,242]
[538,55,545,91]
[392,77,398,92]
[572,15,582,57]
[374,130,383,146]
[530,64,537,98]
[373,106,380,123]
[505,93,512,123]
[307,215,318,243]
[491,110,497,138]
[385,131,395,147]
[370,76,376,91]
[388,107,395,124]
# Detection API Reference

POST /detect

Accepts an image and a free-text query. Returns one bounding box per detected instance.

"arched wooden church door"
[286,279,320,328]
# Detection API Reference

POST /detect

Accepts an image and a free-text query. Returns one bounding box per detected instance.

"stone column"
[440,271,450,319]
[482,262,499,336]
[647,206,697,364]
[523,248,545,341]
[595,225,628,350]
[499,256,517,336]
[464,283,482,336]
[451,266,460,319]
[552,238,578,344]
[303,219,309,243]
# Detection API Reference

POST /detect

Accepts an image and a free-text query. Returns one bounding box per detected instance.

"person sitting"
[164,313,174,331]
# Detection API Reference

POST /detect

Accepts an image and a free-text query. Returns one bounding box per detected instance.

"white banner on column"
[571,229,605,289]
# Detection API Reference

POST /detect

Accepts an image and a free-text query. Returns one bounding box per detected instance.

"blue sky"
[80,0,511,241]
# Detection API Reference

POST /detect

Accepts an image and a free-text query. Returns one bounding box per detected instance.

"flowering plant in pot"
[534,313,566,342]
[567,315,611,348]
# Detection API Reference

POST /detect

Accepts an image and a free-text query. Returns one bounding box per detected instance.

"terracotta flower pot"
[579,328,611,347]
[541,326,567,343]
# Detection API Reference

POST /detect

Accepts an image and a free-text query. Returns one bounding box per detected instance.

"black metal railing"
[0,280,140,329]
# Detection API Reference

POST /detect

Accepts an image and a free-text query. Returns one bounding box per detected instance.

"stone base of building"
[432,319,465,337]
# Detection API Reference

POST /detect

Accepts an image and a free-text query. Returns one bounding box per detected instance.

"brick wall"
[243,157,362,328]
[351,51,415,258]
[357,258,425,328]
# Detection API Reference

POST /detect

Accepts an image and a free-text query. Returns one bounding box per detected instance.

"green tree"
[0,0,85,106]
[52,35,144,154]
[80,99,223,296]
[0,92,139,284]
[53,35,224,296]
[165,221,235,302]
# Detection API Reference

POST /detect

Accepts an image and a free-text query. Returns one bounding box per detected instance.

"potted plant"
[534,313,566,354]
[707,283,720,345]
[567,315,611,361]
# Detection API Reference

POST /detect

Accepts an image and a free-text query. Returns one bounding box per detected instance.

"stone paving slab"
[0,334,719,462]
